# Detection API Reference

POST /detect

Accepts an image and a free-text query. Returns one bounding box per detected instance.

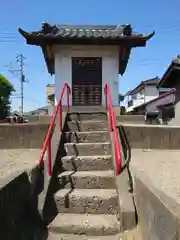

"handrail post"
[67,87,70,111]
[59,100,62,131]
[39,155,43,165]
[110,109,113,132]
[39,82,71,178]
[104,85,108,111]
[47,138,51,176]
[104,83,122,176]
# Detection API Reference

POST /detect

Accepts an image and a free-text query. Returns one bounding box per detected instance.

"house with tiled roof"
[131,89,176,114]
[124,77,169,112]
[128,55,180,124]
[157,55,180,124]
[19,23,154,112]
[46,84,55,105]
[157,55,180,89]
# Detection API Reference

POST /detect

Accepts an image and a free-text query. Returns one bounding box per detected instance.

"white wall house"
[125,77,170,112]
[19,23,154,108]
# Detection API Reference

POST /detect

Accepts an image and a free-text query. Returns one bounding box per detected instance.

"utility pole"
[5,53,27,116]
[16,54,26,117]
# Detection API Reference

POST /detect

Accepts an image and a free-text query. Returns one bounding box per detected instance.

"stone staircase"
[47,111,121,239]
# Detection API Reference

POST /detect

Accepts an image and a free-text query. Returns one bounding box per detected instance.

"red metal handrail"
[104,83,122,176]
[39,82,71,176]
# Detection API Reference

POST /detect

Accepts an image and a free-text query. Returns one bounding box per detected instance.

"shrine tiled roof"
[18,23,154,75]
[19,23,154,45]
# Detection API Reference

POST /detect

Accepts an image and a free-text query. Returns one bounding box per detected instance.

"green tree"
[0,74,14,120]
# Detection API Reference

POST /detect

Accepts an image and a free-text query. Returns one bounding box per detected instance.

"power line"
[0,41,18,43]
[1,26,180,44]
[0,32,17,34]
[0,32,21,43]
[0,36,17,39]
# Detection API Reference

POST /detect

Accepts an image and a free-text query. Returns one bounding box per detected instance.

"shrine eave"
[18,23,154,47]
[18,23,155,75]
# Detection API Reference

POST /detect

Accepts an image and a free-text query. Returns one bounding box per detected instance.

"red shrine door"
[72,57,102,106]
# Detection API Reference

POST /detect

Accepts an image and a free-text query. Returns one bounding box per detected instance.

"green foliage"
[0,74,14,120]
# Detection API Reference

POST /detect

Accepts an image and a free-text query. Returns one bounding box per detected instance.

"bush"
[0,74,14,120]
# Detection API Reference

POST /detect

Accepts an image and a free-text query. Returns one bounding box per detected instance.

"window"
[131,94,137,100]
[128,100,133,107]
[138,90,144,99]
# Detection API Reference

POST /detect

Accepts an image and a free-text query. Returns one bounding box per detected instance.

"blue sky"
[1,0,180,111]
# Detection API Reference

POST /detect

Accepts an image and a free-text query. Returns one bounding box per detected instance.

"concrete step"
[67,120,108,132]
[67,112,107,121]
[55,189,119,214]
[61,155,113,171]
[64,131,109,143]
[47,228,141,240]
[48,213,120,236]
[58,170,116,189]
[48,232,122,239]
[64,142,111,156]
[123,227,143,240]
[68,106,106,113]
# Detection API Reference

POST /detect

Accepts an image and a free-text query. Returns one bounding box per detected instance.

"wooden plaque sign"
[72,57,102,106]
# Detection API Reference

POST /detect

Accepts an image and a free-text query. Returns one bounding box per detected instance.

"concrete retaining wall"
[0,114,67,239]
[133,169,180,240]
[122,124,180,149]
[28,116,52,124]
[0,165,44,240]
[0,123,49,149]
[0,172,30,240]
[117,115,144,124]
[27,114,145,125]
